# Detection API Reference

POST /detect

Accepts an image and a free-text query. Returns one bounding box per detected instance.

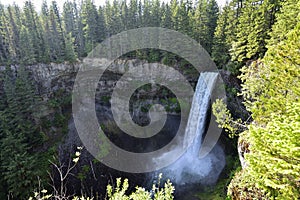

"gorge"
[0,60,233,199]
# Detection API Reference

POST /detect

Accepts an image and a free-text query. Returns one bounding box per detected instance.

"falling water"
[153,72,225,185]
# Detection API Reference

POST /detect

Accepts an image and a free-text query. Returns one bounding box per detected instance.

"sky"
[0,0,228,11]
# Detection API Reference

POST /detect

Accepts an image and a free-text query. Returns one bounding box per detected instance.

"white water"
[154,72,225,185]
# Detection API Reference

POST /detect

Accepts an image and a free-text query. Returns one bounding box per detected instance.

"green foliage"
[30,153,174,200]
[212,0,281,71]
[77,165,90,181]
[1,0,299,199]
[192,0,219,54]
[31,177,174,200]
[53,112,66,127]
[101,95,111,104]
[239,25,300,124]
[230,0,280,63]
[246,102,300,198]
[65,32,77,63]
[0,0,224,65]
[211,3,231,68]
[107,175,174,200]
[212,99,244,137]
[0,67,45,199]
[225,61,242,76]
[227,2,300,198]
[196,155,241,200]
[268,0,300,47]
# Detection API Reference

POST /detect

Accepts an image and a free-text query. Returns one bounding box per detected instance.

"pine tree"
[230,0,280,62]
[22,1,45,63]
[62,1,78,62]
[19,25,36,64]
[161,3,172,29]
[97,6,107,41]
[128,0,138,28]
[142,0,151,27]
[227,1,300,198]
[0,67,42,199]
[193,0,206,40]
[121,0,129,30]
[6,5,21,63]
[150,0,161,27]
[81,0,100,53]
[231,21,300,199]
[62,1,76,35]
[205,0,219,53]
[268,0,299,47]
[48,1,66,62]
[137,0,143,27]
[170,0,179,30]
[110,0,123,35]
[65,32,77,62]
[73,0,86,57]
[176,0,191,35]
[0,4,10,65]
[40,0,51,63]
[104,1,113,35]
[212,3,231,68]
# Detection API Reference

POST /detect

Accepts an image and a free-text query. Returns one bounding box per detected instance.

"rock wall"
[0,60,247,196]
[1,59,196,99]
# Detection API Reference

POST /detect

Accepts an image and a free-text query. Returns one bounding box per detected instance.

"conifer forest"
[0,0,299,199]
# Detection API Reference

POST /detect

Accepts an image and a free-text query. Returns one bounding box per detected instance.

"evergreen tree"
[229,21,300,199]
[176,0,191,35]
[62,1,76,35]
[170,0,179,30]
[230,0,280,62]
[48,1,66,62]
[0,4,10,64]
[81,0,100,53]
[22,1,45,64]
[73,0,86,57]
[104,1,113,36]
[19,25,36,64]
[120,0,129,30]
[65,32,77,62]
[150,0,161,27]
[142,0,152,27]
[137,0,143,27]
[40,0,51,63]
[212,3,231,68]
[268,0,299,47]
[6,5,21,63]
[226,1,300,199]
[205,0,219,53]
[0,67,43,199]
[110,0,123,34]
[161,3,172,29]
[97,6,107,42]
[128,0,138,28]
[193,0,218,53]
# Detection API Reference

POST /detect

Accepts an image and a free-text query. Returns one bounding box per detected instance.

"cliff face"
[0,60,247,150]
[0,61,247,149]
[20,60,199,126]
[0,59,196,152]
[0,63,78,99]
[4,59,196,105]
[0,61,247,195]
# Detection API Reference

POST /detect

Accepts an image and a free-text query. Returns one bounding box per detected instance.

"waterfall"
[153,72,225,185]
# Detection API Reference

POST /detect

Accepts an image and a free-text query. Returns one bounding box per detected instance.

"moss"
[141,83,152,92]
[196,155,241,200]
[101,95,111,103]
[196,179,231,200]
